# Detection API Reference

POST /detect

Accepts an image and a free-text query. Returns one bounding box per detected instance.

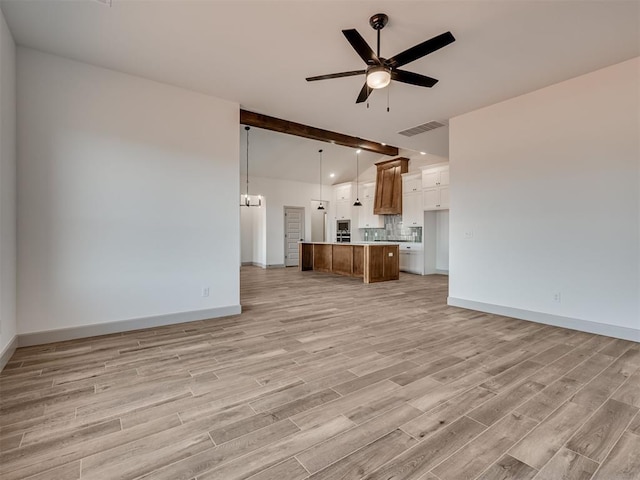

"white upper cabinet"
[358,182,384,228]
[423,185,450,210]
[333,182,354,220]
[333,183,352,202]
[336,200,351,220]
[402,173,423,226]
[403,174,422,193]
[421,165,450,210]
[361,182,375,200]
[421,165,449,188]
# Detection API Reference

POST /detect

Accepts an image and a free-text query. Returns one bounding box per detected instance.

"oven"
[336,219,351,243]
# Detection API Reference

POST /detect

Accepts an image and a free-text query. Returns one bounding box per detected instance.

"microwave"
[336,220,350,232]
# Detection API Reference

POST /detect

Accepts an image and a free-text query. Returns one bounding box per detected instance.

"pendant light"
[353,149,362,206]
[240,126,261,207]
[317,149,325,210]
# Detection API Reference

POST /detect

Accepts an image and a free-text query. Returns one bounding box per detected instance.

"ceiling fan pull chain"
[387,83,390,112]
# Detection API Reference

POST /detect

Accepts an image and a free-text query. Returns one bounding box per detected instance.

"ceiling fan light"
[366,66,391,89]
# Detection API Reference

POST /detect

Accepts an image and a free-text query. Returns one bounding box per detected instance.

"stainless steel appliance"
[336,219,351,243]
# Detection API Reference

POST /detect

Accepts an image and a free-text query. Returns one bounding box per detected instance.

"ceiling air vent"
[398,120,448,137]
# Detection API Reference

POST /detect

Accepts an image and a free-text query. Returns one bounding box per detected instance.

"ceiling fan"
[306,13,455,104]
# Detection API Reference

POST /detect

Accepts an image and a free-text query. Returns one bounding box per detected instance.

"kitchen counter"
[299,242,399,283]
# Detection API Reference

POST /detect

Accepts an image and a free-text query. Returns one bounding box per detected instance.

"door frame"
[284,206,305,267]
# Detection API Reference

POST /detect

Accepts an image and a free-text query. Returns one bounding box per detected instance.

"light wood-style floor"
[1,266,639,480]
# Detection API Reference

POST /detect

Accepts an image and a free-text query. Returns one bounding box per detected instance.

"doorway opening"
[424,210,449,274]
[310,200,328,243]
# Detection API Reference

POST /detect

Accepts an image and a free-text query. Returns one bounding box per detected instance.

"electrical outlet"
[202,287,210,297]
[553,292,561,303]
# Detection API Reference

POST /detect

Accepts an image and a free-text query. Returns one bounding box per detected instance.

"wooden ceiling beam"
[240,109,399,157]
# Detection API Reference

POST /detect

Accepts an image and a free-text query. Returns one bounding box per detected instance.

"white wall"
[240,206,254,264]
[449,57,639,340]
[0,8,16,358]
[252,202,266,267]
[436,210,449,272]
[17,48,240,337]
[240,176,317,266]
[240,202,266,266]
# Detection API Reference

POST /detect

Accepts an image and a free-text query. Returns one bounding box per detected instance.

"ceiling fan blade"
[342,29,381,65]
[385,31,455,69]
[356,83,373,103]
[306,70,366,82]
[391,69,439,88]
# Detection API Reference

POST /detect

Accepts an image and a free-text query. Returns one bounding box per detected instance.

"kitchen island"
[298,242,399,283]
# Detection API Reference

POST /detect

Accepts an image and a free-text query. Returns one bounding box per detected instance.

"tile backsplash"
[362,215,422,242]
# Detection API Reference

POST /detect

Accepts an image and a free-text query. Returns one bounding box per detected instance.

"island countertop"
[299,242,399,283]
[297,241,400,246]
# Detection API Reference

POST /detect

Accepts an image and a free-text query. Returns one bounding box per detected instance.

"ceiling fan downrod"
[369,13,388,58]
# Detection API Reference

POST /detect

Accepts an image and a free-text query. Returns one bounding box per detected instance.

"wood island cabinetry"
[299,242,399,283]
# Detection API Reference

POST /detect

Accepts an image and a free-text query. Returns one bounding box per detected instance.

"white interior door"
[284,207,304,267]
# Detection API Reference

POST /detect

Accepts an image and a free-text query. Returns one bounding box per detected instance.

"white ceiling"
[238,126,444,185]
[2,0,638,183]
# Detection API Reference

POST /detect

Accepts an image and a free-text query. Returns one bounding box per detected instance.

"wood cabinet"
[365,245,400,283]
[402,173,423,227]
[358,183,384,228]
[421,166,449,210]
[374,158,409,215]
[299,242,399,283]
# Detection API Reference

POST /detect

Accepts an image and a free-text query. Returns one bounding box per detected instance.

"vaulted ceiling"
[2,0,638,183]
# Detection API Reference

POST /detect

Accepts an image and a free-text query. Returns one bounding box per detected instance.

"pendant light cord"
[319,149,323,205]
[387,83,390,113]
[356,152,359,197]
[317,149,325,210]
[245,126,250,203]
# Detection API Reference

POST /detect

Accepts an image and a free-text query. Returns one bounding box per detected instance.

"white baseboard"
[241,262,283,269]
[17,305,242,347]
[0,336,18,371]
[448,297,640,342]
